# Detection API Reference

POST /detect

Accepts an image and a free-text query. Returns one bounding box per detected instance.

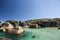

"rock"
[0,20,24,35]
[19,21,24,26]
[19,21,29,28]
[26,22,31,26]
[32,35,36,38]
[0,37,11,40]
[4,21,24,35]
[58,26,60,29]
[0,22,14,32]
[1,22,14,29]
[0,28,6,32]
[29,24,39,28]
[6,20,19,28]
[24,25,29,28]
[5,26,24,35]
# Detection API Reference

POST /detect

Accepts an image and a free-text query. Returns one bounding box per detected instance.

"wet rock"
[32,35,36,38]
[5,26,24,35]
[0,28,6,32]
[0,37,11,40]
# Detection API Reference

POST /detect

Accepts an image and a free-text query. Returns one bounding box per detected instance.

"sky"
[0,0,60,21]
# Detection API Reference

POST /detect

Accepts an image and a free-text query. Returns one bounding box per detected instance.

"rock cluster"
[0,20,24,35]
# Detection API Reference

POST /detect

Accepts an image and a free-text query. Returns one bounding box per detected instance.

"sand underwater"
[0,27,60,40]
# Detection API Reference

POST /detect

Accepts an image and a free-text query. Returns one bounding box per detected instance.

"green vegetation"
[25,19,37,24]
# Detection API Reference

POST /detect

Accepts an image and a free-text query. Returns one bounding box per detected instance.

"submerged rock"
[0,37,11,40]
[32,35,36,38]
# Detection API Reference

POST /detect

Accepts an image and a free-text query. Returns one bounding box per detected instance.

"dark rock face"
[25,22,41,28]
[26,22,31,26]
[58,26,60,29]
[36,19,58,27]
[29,24,40,28]
[19,21,25,26]
[19,21,28,27]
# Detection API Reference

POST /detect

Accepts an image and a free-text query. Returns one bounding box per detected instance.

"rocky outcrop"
[36,19,58,27]
[6,20,29,28]
[6,20,19,28]
[5,26,24,35]
[0,28,6,32]
[19,21,29,28]
[0,21,24,35]
[29,24,40,28]
[1,22,14,29]
[0,19,59,35]
[0,22,13,32]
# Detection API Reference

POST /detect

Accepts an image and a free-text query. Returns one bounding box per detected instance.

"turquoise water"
[0,27,60,40]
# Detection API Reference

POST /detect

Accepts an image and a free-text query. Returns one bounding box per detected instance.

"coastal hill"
[25,18,60,28]
[25,18,60,24]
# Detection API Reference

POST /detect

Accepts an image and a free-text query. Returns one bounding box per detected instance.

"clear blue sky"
[0,0,60,21]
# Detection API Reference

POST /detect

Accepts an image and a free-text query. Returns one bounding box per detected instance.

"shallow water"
[0,27,60,40]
